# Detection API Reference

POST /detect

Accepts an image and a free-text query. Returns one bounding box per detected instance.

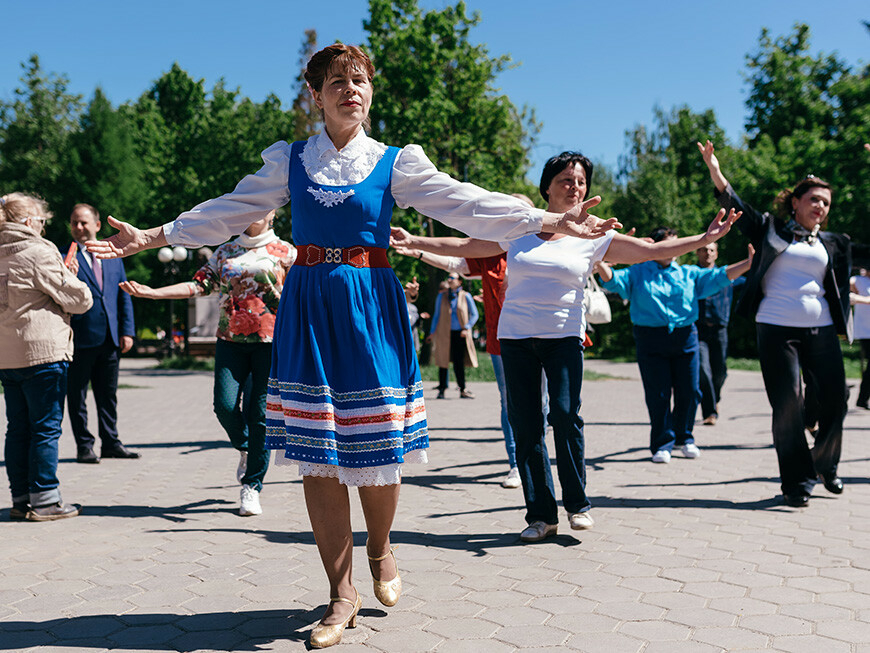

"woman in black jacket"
[698,140,867,507]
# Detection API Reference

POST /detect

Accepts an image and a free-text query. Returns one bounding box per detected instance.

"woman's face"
[244,211,275,237]
[312,64,372,133]
[792,186,832,230]
[546,163,587,213]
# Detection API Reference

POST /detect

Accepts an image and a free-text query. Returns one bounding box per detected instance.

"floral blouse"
[189,230,296,343]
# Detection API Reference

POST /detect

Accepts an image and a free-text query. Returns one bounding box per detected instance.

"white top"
[852,275,870,340]
[497,232,615,340]
[756,239,833,327]
[163,130,546,247]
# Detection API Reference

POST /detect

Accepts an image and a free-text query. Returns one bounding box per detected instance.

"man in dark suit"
[67,204,140,463]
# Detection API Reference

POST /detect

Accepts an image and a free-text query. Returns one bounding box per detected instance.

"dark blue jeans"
[634,325,700,454]
[213,339,272,491]
[697,323,728,419]
[501,337,589,525]
[1,361,68,506]
[756,323,846,496]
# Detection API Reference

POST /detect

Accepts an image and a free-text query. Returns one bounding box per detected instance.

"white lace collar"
[234,229,279,249]
[300,129,388,186]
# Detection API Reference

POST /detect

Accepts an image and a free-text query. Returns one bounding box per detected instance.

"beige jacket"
[431,289,478,369]
[0,222,93,369]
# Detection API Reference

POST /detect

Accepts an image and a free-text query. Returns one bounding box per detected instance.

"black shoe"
[10,502,29,521]
[783,493,810,508]
[822,475,844,494]
[857,402,869,410]
[436,389,445,399]
[76,448,100,464]
[101,444,141,459]
[459,389,475,399]
[26,502,81,521]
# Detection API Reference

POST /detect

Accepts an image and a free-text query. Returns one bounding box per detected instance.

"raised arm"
[725,244,755,280]
[697,140,729,193]
[119,279,198,300]
[603,208,741,265]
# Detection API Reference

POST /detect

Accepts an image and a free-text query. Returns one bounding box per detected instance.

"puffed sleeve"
[391,145,545,242]
[164,142,292,247]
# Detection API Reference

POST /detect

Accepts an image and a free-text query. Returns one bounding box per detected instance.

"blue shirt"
[601,261,730,331]
[429,290,479,333]
[698,276,746,327]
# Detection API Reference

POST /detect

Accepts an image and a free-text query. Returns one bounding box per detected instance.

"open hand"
[118,280,157,299]
[704,208,742,243]
[560,196,622,239]
[697,140,720,171]
[86,216,150,259]
[390,226,416,249]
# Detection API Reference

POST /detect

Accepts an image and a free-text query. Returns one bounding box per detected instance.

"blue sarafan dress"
[265,141,427,477]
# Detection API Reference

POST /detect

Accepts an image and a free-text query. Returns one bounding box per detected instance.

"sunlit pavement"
[2,356,870,652]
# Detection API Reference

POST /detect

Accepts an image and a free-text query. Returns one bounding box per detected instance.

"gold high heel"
[309,590,362,649]
[367,545,402,607]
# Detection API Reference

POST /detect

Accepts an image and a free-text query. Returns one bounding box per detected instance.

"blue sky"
[1,1,867,177]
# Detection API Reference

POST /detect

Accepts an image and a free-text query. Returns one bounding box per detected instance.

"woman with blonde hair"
[0,193,92,521]
[86,44,620,646]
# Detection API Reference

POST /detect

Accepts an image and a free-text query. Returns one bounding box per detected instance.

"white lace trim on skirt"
[273,448,427,487]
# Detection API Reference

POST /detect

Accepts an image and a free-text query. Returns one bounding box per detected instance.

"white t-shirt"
[852,275,870,340]
[497,232,615,340]
[756,239,833,327]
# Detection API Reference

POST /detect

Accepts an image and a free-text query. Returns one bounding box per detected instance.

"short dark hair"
[71,203,99,222]
[649,226,677,242]
[539,151,594,202]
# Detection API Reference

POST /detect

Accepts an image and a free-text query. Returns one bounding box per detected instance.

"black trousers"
[858,340,870,407]
[756,323,846,496]
[67,339,122,452]
[438,330,467,391]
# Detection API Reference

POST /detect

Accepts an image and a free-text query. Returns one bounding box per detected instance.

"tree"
[0,55,83,243]
[291,29,322,142]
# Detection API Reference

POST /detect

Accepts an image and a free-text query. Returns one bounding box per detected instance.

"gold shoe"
[309,590,361,649]
[367,546,402,607]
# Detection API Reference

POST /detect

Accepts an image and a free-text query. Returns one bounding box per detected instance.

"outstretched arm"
[697,140,729,193]
[725,244,755,280]
[86,216,168,259]
[390,227,505,258]
[593,261,614,283]
[119,279,197,300]
[604,208,741,265]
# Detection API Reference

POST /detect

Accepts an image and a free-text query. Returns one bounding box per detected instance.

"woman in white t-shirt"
[392,151,740,542]
[699,140,868,508]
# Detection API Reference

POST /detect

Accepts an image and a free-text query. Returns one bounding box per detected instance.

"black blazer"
[715,185,870,339]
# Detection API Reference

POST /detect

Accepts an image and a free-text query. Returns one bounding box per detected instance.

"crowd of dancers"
[2,42,868,648]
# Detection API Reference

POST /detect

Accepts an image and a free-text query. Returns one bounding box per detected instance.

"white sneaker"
[501,467,521,488]
[681,443,701,459]
[519,521,557,542]
[652,449,671,464]
[568,511,594,530]
[236,451,248,484]
[239,484,262,516]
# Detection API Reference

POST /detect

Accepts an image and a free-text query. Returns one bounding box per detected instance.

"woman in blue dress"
[87,44,622,647]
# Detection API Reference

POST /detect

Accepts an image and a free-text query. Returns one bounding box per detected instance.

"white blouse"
[163,130,546,246]
[756,239,833,328]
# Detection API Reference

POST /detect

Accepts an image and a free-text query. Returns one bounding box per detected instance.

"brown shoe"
[101,444,141,459]
[702,415,717,426]
[459,389,475,399]
[9,502,28,521]
[26,502,81,521]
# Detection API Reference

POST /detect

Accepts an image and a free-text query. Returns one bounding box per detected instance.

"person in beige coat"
[426,273,479,399]
[0,192,93,521]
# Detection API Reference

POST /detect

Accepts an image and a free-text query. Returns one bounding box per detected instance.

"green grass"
[729,354,864,379]
[153,356,215,371]
[419,352,618,382]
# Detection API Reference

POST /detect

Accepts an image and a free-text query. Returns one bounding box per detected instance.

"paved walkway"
[2,357,870,652]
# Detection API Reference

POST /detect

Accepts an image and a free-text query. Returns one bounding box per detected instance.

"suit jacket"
[69,246,135,349]
[715,185,870,340]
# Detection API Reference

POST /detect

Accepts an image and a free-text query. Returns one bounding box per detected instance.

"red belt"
[296,244,391,268]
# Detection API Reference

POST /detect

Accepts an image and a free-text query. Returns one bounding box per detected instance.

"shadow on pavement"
[0,609,316,651]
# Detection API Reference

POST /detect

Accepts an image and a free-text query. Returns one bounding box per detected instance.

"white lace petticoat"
[274,448,428,487]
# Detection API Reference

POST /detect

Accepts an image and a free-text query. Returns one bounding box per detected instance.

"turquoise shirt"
[601,261,730,331]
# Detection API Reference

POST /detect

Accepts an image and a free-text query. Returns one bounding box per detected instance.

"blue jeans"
[756,324,846,496]
[633,325,699,454]
[1,361,68,506]
[501,337,590,525]
[213,339,272,492]
[697,323,728,419]
[490,354,516,468]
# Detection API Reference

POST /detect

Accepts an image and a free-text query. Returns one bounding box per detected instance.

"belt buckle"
[324,247,342,264]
